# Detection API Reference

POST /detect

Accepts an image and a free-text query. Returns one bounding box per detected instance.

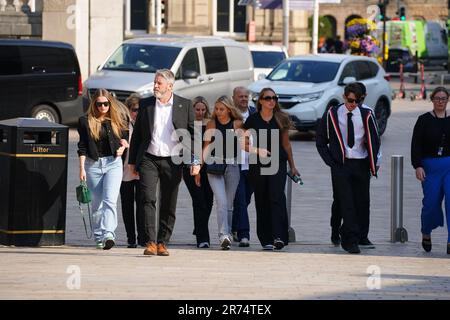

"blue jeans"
[232,169,253,240]
[85,156,123,243]
[208,164,240,239]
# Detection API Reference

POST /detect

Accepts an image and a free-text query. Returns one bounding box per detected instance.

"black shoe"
[359,238,375,249]
[127,243,137,248]
[447,243,450,255]
[103,238,115,250]
[273,238,285,250]
[342,242,360,254]
[422,238,432,252]
[331,231,341,246]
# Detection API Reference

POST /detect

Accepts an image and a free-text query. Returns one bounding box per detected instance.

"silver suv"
[83,35,254,108]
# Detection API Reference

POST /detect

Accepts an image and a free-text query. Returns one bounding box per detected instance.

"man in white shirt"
[231,87,256,247]
[316,83,381,254]
[129,69,200,256]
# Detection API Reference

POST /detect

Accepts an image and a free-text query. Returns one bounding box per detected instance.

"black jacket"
[129,94,197,171]
[316,103,381,177]
[77,115,128,161]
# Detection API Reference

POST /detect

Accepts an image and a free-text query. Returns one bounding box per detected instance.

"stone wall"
[0,0,42,38]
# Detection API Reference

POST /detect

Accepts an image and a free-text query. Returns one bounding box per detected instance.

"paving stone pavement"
[1,98,449,300]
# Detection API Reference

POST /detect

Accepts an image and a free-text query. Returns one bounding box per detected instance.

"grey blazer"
[128,94,198,170]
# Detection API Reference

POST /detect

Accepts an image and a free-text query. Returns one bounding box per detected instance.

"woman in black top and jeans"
[78,89,129,250]
[411,87,450,254]
[243,88,300,250]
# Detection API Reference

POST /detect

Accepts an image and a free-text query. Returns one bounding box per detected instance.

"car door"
[173,48,205,101]
[200,46,230,107]
[0,45,26,121]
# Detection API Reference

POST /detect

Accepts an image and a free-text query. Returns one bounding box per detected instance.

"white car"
[249,44,288,81]
[248,54,392,135]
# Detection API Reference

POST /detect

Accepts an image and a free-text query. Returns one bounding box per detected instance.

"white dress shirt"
[147,94,178,157]
[337,105,368,159]
[240,108,251,171]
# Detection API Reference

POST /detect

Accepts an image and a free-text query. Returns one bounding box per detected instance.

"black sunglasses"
[95,101,110,107]
[345,97,359,104]
[130,108,139,112]
[261,95,278,102]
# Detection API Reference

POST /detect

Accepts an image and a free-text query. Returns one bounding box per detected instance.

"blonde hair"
[256,88,293,130]
[125,93,140,111]
[192,96,211,119]
[211,95,243,121]
[87,89,129,140]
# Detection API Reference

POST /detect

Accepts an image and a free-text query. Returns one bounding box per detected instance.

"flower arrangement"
[346,18,380,57]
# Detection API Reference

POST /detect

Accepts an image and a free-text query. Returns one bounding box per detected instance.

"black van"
[0,39,83,124]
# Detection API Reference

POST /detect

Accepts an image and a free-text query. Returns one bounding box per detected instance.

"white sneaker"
[198,242,210,248]
[239,238,250,247]
[220,235,231,250]
[262,244,274,251]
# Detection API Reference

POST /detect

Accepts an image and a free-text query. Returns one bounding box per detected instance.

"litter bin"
[0,118,68,246]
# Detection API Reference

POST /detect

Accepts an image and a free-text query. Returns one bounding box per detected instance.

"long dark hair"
[256,88,293,130]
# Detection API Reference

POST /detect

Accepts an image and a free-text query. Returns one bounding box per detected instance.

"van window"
[176,48,200,79]
[103,44,181,73]
[251,51,285,68]
[20,46,76,74]
[202,46,228,74]
[227,46,251,71]
[0,45,22,75]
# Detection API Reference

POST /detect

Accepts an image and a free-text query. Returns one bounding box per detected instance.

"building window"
[214,0,246,35]
[131,0,147,30]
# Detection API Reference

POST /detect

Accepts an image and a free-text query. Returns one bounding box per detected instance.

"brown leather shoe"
[143,242,157,255]
[157,243,169,256]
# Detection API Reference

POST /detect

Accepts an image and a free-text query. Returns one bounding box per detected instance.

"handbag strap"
[78,202,93,239]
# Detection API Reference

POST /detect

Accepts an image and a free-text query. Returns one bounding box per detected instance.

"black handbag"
[76,180,93,239]
[206,163,227,175]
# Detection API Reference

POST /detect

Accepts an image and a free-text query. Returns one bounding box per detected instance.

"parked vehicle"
[249,44,288,81]
[83,35,254,108]
[386,47,418,73]
[0,39,83,124]
[248,54,392,135]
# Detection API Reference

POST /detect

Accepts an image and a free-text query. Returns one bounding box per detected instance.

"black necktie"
[347,112,354,148]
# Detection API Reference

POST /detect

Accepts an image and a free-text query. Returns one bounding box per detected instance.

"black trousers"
[331,159,370,246]
[330,172,342,232]
[248,163,289,246]
[120,179,147,245]
[139,153,182,244]
[183,166,213,246]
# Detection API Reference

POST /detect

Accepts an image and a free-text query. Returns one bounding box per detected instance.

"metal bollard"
[391,155,408,243]
[286,166,296,242]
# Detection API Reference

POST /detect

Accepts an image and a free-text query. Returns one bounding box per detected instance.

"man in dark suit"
[129,69,200,256]
[316,83,381,254]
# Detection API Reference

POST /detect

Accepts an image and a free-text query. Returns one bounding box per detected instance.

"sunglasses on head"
[95,101,110,107]
[261,95,278,102]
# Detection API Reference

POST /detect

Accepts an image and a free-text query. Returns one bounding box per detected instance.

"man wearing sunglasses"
[316,83,381,254]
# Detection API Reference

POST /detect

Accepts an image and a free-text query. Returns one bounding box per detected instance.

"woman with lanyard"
[411,87,450,254]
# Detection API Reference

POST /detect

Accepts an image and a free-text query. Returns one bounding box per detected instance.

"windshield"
[267,60,340,83]
[251,51,286,68]
[102,44,181,73]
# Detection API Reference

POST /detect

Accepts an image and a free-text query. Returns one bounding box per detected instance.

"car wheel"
[31,104,60,123]
[374,99,389,136]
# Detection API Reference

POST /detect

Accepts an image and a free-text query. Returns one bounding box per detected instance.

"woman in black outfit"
[183,96,214,248]
[411,87,450,254]
[243,88,300,250]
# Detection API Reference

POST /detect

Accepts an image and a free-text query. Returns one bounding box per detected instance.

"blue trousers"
[232,169,253,240]
[85,156,123,243]
[421,156,450,242]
